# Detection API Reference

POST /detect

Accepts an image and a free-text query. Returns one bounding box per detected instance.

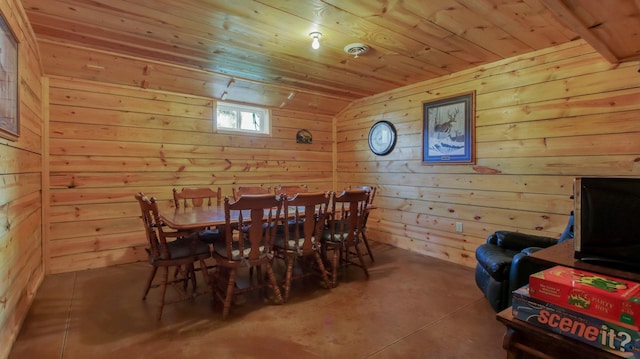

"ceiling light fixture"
[309,32,322,50]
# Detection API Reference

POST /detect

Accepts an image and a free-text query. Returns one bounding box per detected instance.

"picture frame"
[422,91,475,164]
[0,13,19,140]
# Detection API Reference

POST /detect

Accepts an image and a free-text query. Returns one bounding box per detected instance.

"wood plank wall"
[336,39,640,268]
[47,76,334,274]
[0,1,44,357]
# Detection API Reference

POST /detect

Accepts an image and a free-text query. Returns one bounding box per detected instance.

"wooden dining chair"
[172,187,224,244]
[173,187,222,208]
[349,185,377,262]
[273,192,331,302]
[210,194,284,319]
[232,185,271,200]
[323,189,370,287]
[352,185,377,207]
[275,184,309,198]
[135,192,212,320]
[274,184,309,234]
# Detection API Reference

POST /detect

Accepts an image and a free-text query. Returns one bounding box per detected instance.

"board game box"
[529,265,640,326]
[512,285,640,358]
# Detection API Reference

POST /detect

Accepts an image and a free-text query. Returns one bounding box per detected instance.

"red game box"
[529,265,640,326]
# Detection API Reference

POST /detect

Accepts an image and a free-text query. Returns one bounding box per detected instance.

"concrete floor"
[8,243,506,358]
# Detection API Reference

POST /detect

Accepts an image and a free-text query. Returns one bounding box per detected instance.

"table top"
[159,201,373,232]
[160,205,227,231]
[530,239,640,282]
[159,204,320,231]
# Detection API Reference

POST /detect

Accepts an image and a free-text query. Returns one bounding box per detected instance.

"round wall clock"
[368,120,397,156]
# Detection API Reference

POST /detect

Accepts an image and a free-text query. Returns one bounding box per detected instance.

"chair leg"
[265,263,283,305]
[339,242,348,278]
[314,252,331,289]
[256,266,264,287]
[353,242,370,278]
[331,245,340,287]
[186,263,197,292]
[361,231,375,262]
[143,265,158,300]
[222,269,237,320]
[198,258,211,290]
[283,254,295,303]
[157,266,169,320]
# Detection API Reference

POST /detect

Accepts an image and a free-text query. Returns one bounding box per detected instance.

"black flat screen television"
[574,177,640,272]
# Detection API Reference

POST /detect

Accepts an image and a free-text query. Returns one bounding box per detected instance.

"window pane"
[239,111,261,131]
[217,109,238,129]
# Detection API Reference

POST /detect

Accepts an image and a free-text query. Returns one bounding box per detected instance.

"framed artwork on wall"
[0,13,19,140]
[422,91,475,164]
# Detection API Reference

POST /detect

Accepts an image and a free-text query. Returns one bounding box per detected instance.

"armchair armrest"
[493,231,559,251]
[520,246,544,256]
[507,248,555,306]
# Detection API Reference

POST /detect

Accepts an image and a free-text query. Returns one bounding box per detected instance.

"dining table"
[160,204,228,232]
[159,201,375,232]
[159,203,312,233]
[158,200,374,287]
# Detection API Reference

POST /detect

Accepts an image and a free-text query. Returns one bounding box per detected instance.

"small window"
[216,102,270,135]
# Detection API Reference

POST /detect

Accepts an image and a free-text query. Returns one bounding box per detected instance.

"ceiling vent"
[344,43,369,58]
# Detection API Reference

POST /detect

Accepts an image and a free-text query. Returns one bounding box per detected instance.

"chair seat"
[321,220,349,242]
[273,235,320,250]
[277,218,304,234]
[197,228,222,244]
[474,243,519,282]
[322,231,349,243]
[213,239,266,261]
[163,235,211,259]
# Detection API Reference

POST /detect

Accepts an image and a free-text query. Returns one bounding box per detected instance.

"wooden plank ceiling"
[20,0,640,115]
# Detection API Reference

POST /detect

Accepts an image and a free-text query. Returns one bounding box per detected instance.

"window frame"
[215,101,271,135]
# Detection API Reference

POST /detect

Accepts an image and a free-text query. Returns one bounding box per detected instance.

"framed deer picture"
[0,13,19,140]
[422,91,475,164]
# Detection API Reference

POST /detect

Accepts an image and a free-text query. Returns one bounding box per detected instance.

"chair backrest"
[135,192,168,259]
[223,194,283,261]
[349,185,376,229]
[232,185,271,201]
[283,192,330,253]
[276,184,309,197]
[329,189,369,244]
[350,185,377,207]
[173,187,222,208]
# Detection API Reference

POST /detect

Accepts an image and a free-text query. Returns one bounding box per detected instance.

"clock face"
[368,121,397,156]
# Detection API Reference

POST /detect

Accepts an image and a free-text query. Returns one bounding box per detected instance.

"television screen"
[574,177,640,271]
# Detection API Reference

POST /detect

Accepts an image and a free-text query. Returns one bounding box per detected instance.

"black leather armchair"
[474,214,574,312]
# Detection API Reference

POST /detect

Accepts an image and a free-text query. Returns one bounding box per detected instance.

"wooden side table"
[497,309,621,359]
[497,239,640,358]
